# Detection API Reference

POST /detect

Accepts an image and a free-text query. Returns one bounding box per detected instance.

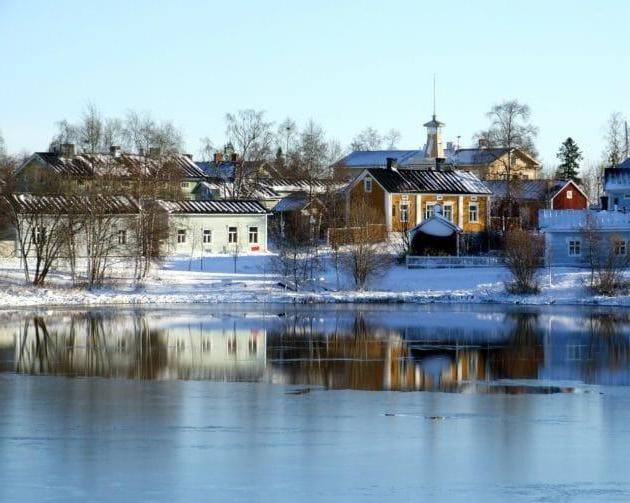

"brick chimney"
[110,145,121,158]
[213,152,224,163]
[60,143,76,157]
[478,138,489,149]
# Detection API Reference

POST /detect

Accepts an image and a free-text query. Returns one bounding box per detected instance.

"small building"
[603,167,630,211]
[449,144,542,180]
[345,163,491,252]
[158,200,269,255]
[272,192,327,239]
[539,209,630,266]
[408,206,462,255]
[486,179,589,230]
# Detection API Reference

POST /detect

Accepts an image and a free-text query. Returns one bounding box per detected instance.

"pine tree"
[556,137,582,181]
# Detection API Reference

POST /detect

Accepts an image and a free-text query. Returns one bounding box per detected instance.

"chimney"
[386,157,398,171]
[478,138,489,149]
[110,145,121,158]
[213,152,224,163]
[138,147,145,156]
[149,146,161,158]
[601,196,609,211]
[60,143,76,157]
[230,152,238,162]
[184,153,193,160]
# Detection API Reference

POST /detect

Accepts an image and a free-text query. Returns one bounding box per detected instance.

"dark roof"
[4,194,140,214]
[196,161,236,180]
[617,158,630,169]
[25,152,205,179]
[158,199,268,215]
[273,192,313,212]
[365,168,491,195]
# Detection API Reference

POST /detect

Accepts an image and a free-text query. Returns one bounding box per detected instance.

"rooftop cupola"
[423,114,445,159]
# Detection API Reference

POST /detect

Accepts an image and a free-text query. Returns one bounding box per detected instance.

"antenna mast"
[432,74,436,117]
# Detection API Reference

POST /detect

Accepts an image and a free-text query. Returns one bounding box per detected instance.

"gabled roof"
[273,192,323,213]
[450,147,541,167]
[158,199,268,215]
[4,193,140,214]
[539,209,630,231]
[409,214,461,237]
[361,168,491,195]
[332,150,425,168]
[22,152,205,179]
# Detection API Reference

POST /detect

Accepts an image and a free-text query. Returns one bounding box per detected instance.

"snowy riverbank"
[1,254,630,308]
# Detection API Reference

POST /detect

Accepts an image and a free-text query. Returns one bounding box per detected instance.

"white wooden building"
[159,200,269,255]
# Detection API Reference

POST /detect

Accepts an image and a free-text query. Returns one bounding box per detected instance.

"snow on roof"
[273,192,317,212]
[539,209,630,231]
[450,147,541,167]
[29,152,204,179]
[365,167,491,195]
[158,199,268,215]
[484,180,567,200]
[332,150,425,168]
[5,193,140,214]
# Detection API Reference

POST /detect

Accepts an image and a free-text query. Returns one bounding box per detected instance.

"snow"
[2,251,630,308]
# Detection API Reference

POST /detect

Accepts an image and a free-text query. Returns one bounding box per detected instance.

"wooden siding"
[545,230,630,266]
[551,183,588,210]
[348,175,386,225]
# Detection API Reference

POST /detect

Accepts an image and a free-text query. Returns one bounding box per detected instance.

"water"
[1,304,630,502]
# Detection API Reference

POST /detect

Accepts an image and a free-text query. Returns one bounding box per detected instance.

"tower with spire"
[423,75,445,159]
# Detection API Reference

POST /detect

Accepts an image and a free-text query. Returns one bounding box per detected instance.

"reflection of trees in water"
[15,313,167,379]
[488,312,543,380]
[581,313,630,383]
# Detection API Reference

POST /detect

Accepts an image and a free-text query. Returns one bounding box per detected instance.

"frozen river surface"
[1,304,630,502]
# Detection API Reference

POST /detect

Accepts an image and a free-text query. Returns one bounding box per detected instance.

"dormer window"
[364,178,372,193]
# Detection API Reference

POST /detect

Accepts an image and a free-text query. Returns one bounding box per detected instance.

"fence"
[406,255,504,268]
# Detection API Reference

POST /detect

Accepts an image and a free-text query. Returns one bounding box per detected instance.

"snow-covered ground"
[0,252,629,308]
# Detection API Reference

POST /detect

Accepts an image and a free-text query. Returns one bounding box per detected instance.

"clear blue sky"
[1,0,629,166]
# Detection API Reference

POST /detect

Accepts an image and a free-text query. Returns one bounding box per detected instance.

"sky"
[1,0,629,167]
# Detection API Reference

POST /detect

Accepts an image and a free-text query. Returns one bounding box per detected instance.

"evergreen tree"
[556,137,582,181]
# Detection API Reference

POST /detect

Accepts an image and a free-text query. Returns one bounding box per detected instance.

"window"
[364,179,372,193]
[614,240,627,256]
[203,229,212,244]
[425,204,435,220]
[566,190,573,200]
[249,226,259,244]
[568,239,581,256]
[117,230,127,245]
[469,203,479,223]
[177,229,186,244]
[400,203,409,223]
[228,226,238,243]
[180,181,189,188]
[32,226,46,245]
[443,205,453,222]
[392,205,396,217]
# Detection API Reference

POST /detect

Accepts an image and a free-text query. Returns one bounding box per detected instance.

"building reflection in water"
[1,307,630,393]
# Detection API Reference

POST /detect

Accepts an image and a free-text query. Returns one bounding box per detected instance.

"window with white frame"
[177,229,186,244]
[117,230,127,245]
[400,203,409,223]
[443,204,453,222]
[363,178,372,193]
[566,190,573,200]
[568,239,581,256]
[180,181,189,188]
[614,239,627,256]
[249,226,259,243]
[425,203,435,220]
[203,229,212,244]
[228,226,238,243]
[469,203,479,223]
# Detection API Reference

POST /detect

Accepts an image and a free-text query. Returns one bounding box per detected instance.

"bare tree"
[503,228,544,294]
[225,109,274,197]
[384,129,402,149]
[350,127,383,151]
[79,103,104,153]
[198,136,215,161]
[603,111,626,167]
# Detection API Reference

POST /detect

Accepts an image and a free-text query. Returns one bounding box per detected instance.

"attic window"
[566,190,573,199]
[364,179,372,193]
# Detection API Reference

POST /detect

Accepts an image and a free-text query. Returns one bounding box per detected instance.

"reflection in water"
[2,307,630,393]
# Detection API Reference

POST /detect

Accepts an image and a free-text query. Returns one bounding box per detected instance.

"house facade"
[159,200,269,255]
[346,166,491,251]
[449,146,541,180]
[603,168,630,211]
[539,209,630,266]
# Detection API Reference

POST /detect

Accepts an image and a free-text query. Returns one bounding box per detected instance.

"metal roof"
[539,209,630,231]
[195,161,236,180]
[450,147,541,167]
[332,150,426,168]
[27,152,205,179]
[5,193,140,214]
[365,168,491,195]
[158,199,268,215]
[273,193,311,213]
[483,180,566,200]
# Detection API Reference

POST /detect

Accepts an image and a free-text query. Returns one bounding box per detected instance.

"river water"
[1,304,630,502]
